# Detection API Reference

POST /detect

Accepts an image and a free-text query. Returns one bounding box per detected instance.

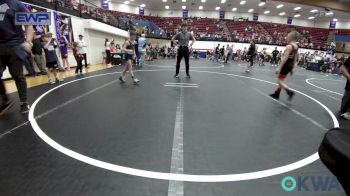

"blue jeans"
[138,51,146,66]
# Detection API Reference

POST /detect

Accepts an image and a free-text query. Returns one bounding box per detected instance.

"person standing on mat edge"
[138,33,147,67]
[270,31,300,101]
[339,55,350,120]
[271,47,279,67]
[78,34,88,69]
[172,23,196,78]
[245,40,255,73]
[0,0,34,115]
[119,31,140,84]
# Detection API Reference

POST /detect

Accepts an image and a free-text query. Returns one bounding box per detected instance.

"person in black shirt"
[271,47,279,67]
[339,56,350,119]
[246,40,255,73]
[32,33,47,74]
[270,31,300,101]
[220,46,225,61]
[214,44,220,62]
[0,0,34,115]
[172,23,196,78]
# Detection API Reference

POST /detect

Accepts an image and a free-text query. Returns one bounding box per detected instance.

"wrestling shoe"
[119,76,126,83]
[287,90,295,101]
[269,93,280,100]
[133,78,140,84]
[340,112,350,120]
[56,78,64,83]
[48,79,56,84]
[20,103,30,114]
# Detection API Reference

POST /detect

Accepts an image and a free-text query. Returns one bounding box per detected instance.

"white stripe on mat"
[168,87,185,196]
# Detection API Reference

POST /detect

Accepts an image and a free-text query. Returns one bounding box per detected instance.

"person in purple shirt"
[60,37,70,70]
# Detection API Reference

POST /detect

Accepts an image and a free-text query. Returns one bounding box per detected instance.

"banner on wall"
[287,17,293,25]
[102,0,109,10]
[22,3,50,35]
[253,13,259,21]
[330,21,337,29]
[219,11,225,19]
[183,9,188,17]
[139,7,145,15]
[54,12,74,44]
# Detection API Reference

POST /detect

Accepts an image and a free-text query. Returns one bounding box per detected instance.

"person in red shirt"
[72,42,84,75]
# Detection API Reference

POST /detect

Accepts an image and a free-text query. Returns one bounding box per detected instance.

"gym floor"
[0,59,348,196]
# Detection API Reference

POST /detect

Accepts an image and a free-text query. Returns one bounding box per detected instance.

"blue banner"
[220,11,225,19]
[330,21,337,29]
[102,0,109,10]
[183,9,188,18]
[139,7,145,15]
[253,13,259,21]
[54,12,62,41]
[287,17,293,25]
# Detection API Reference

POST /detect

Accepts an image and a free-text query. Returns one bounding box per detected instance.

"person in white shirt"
[138,34,147,67]
[105,38,111,66]
[78,34,88,68]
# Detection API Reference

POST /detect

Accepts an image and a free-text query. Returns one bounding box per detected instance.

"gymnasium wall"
[148,38,171,47]
[71,18,129,65]
[86,29,127,65]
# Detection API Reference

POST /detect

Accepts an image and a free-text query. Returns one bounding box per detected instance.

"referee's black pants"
[176,46,190,75]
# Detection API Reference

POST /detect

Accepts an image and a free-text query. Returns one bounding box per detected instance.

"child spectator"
[73,42,84,75]
[42,33,63,84]
[60,37,70,70]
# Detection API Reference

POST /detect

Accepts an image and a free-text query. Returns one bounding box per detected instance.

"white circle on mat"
[29,69,339,182]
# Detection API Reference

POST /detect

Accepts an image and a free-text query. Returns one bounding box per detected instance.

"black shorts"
[46,61,58,68]
[280,64,293,76]
[125,54,134,61]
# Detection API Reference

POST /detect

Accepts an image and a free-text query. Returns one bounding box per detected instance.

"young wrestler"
[270,31,300,100]
[119,31,140,84]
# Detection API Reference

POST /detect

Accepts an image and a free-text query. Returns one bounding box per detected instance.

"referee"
[0,0,34,115]
[172,23,196,78]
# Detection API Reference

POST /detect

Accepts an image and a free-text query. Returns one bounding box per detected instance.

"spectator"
[60,37,70,70]
[42,33,64,84]
[78,34,88,68]
[105,38,111,66]
[138,34,147,67]
[32,33,47,74]
[72,42,84,75]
